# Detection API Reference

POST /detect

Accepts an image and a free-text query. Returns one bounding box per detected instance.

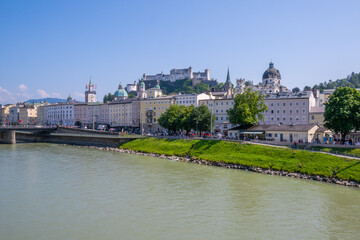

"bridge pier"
[0,130,16,144]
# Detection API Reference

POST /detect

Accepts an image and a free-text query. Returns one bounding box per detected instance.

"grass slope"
[120,138,360,182]
[295,146,360,158]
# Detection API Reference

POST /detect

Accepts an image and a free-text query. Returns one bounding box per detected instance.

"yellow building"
[139,96,175,133]
[0,104,15,125]
[146,81,163,98]
[109,100,133,128]
[309,106,325,125]
[19,106,38,125]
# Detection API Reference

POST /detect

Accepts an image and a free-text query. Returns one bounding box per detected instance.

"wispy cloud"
[18,84,28,92]
[37,89,50,98]
[0,86,16,104]
[73,91,84,101]
[52,92,62,98]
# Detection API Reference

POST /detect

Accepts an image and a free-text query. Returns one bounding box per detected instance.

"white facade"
[259,91,316,125]
[43,103,74,126]
[174,93,211,107]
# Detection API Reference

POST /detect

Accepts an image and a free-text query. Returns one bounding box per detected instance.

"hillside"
[307,72,360,91]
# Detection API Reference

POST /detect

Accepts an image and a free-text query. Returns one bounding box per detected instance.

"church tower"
[137,80,147,99]
[85,78,97,103]
[225,68,233,98]
[262,62,281,93]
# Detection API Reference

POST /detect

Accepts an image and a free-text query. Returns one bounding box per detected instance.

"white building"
[43,102,74,126]
[143,66,210,82]
[174,93,211,107]
[259,89,324,125]
[235,62,290,95]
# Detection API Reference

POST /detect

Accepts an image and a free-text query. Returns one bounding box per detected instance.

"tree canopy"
[103,93,115,103]
[158,104,215,133]
[227,88,268,126]
[324,87,360,141]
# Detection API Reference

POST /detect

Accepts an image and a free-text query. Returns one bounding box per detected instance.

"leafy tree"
[158,104,215,133]
[103,93,115,103]
[190,105,215,133]
[245,80,253,86]
[324,87,360,142]
[194,82,210,93]
[292,87,300,93]
[227,87,268,126]
[303,86,311,91]
[214,83,225,91]
[128,93,136,98]
[158,105,182,133]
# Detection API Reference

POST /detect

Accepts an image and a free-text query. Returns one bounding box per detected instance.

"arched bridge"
[0,126,57,144]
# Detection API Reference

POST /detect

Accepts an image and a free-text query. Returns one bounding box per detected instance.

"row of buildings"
[1,63,331,141]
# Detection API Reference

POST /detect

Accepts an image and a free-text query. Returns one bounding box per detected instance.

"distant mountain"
[25,98,83,104]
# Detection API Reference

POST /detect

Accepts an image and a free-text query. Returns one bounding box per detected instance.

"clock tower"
[85,78,97,103]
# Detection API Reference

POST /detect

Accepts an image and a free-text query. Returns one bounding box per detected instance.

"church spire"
[226,68,230,83]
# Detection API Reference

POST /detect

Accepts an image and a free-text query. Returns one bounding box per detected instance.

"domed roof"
[154,80,161,89]
[139,80,145,87]
[114,83,128,97]
[263,62,281,79]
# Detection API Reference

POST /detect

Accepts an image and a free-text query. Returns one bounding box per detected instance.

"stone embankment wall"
[57,127,120,136]
[16,132,135,147]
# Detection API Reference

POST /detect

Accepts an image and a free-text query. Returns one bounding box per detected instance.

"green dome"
[155,80,160,89]
[139,81,145,87]
[114,83,128,97]
[263,62,281,79]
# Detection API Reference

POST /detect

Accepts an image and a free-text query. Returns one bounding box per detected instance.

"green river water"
[0,143,359,240]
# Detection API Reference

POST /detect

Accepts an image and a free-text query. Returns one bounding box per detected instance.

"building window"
[271,110,274,114]
[283,109,286,113]
[277,102,280,106]
[283,116,286,121]
[277,110,280,113]
[302,108,306,113]
[289,109,292,114]
[311,115,315,120]
[296,102,299,106]
[303,101,306,106]
[276,117,280,121]
[270,102,274,106]
[290,116,293,121]
[274,133,278,137]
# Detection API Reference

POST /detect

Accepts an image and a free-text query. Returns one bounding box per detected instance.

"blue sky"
[1,0,360,104]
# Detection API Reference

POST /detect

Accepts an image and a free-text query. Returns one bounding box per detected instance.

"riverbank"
[115,137,360,187]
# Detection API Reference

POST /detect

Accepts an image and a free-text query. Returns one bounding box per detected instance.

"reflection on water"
[0,143,359,240]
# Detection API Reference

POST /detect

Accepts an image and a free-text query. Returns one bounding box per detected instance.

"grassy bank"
[120,138,360,182]
[294,146,360,158]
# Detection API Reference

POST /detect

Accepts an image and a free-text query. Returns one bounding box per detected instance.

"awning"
[237,131,264,134]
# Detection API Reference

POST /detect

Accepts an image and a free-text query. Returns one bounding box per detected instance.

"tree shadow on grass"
[333,161,360,176]
[192,140,221,151]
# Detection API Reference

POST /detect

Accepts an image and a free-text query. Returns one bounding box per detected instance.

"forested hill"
[305,72,360,91]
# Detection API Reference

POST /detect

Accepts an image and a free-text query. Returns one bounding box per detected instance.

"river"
[0,143,359,240]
